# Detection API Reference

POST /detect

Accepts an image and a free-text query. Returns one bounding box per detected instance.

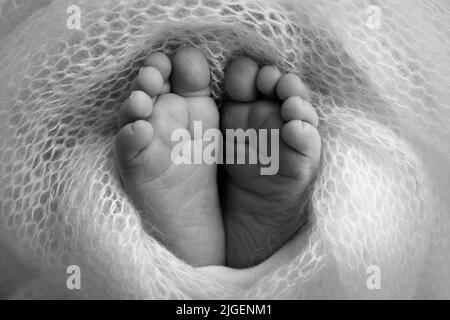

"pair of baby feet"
[115,47,321,268]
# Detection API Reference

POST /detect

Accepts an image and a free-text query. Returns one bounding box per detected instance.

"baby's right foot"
[115,48,224,266]
[222,57,321,268]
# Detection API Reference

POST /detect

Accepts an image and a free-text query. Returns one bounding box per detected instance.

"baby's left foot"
[115,48,224,266]
[222,57,321,268]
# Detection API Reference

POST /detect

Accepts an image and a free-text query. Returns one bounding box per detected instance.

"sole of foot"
[221,56,321,268]
[115,48,225,267]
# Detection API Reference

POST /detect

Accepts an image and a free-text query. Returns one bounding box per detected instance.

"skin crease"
[0,0,449,299]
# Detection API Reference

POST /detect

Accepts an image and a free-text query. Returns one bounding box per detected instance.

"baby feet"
[115,48,225,266]
[222,57,321,268]
[115,47,321,269]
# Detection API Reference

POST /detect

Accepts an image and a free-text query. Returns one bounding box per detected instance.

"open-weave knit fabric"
[0,0,449,299]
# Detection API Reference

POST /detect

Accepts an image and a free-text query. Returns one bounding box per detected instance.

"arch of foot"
[0,0,448,299]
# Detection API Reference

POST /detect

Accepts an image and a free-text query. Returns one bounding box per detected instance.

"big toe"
[224,56,259,102]
[171,47,211,97]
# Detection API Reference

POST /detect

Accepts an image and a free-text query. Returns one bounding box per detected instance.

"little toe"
[276,73,310,101]
[281,96,318,127]
[145,52,172,81]
[145,52,172,94]
[118,90,153,127]
[256,65,282,98]
[224,56,259,102]
[282,120,321,160]
[133,66,164,97]
[115,120,154,165]
[171,47,211,97]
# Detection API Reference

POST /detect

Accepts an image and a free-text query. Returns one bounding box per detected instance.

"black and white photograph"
[0,0,449,302]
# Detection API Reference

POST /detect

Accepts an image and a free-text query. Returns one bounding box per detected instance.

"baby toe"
[145,52,172,94]
[145,52,172,81]
[224,56,259,102]
[118,90,153,127]
[171,47,211,97]
[133,66,164,97]
[256,65,282,98]
[281,96,318,127]
[276,73,310,102]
